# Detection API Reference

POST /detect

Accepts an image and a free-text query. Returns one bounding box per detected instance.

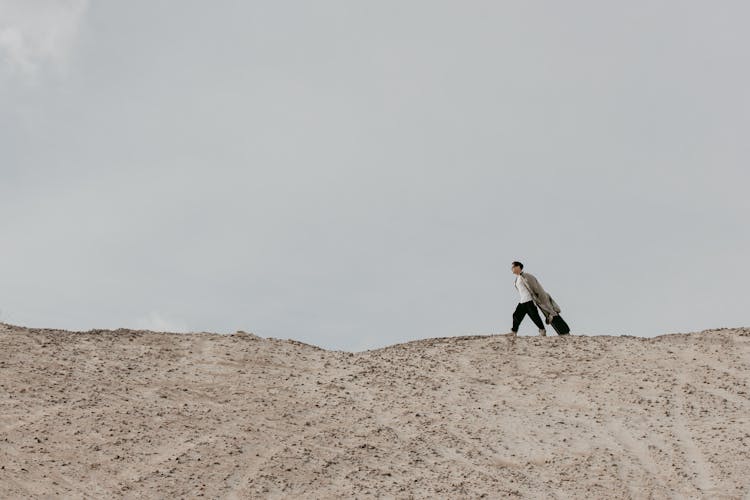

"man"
[508,261,561,337]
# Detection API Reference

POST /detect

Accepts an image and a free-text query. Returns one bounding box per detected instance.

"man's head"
[511,261,523,275]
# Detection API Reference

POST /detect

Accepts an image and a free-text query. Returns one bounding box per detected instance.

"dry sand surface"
[1,322,749,499]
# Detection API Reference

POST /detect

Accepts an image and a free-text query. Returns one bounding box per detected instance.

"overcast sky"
[1,1,748,351]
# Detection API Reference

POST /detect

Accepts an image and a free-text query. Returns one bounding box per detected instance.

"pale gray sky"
[1,1,748,351]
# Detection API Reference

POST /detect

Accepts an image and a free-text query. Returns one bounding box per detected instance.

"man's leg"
[511,302,527,333]
[524,302,547,335]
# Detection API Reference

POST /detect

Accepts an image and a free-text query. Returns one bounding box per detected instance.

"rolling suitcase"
[550,315,570,335]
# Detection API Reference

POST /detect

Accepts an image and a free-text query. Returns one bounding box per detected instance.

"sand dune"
[1,322,749,499]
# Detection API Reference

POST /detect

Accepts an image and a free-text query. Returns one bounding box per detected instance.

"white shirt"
[515,274,533,303]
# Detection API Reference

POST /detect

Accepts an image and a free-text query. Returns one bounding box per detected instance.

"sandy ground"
[1,322,749,499]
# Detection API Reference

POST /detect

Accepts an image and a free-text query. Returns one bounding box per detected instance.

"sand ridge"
[1,323,749,499]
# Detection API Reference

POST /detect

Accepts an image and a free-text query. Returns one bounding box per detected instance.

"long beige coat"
[517,272,561,323]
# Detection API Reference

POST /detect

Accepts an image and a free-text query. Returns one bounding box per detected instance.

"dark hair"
[512,261,524,270]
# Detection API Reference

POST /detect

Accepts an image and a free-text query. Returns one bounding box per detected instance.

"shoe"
[538,329,547,337]
[507,331,517,337]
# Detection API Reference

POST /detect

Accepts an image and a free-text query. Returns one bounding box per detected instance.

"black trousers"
[512,301,545,332]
